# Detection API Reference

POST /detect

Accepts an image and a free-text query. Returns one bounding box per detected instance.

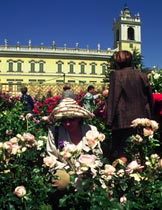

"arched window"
[101,63,107,75]
[56,60,63,73]
[68,61,75,74]
[90,62,97,75]
[39,60,45,73]
[17,60,23,72]
[7,60,14,72]
[30,62,35,72]
[79,62,86,74]
[17,62,22,72]
[128,27,134,40]
[8,62,13,72]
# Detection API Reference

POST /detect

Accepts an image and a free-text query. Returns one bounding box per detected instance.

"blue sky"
[0,0,162,69]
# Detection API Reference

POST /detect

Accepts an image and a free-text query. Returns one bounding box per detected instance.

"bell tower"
[113,4,141,53]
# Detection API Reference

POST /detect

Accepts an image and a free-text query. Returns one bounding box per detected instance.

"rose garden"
[1,70,162,210]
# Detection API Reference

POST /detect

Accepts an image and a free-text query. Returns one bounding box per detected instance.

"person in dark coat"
[106,50,153,163]
[20,87,34,112]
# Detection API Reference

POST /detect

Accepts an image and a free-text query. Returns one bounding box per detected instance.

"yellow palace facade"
[0,5,141,89]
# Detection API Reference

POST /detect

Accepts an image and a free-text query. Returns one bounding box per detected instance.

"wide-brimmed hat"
[51,98,94,121]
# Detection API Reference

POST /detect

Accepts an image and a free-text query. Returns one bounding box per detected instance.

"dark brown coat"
[106,67,153,130]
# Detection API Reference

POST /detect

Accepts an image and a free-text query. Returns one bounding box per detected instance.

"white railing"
[0,45,114,56]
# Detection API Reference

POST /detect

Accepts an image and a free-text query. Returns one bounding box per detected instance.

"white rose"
[14,186,26,197]
[43,156,57,168]
[104,164,116,176]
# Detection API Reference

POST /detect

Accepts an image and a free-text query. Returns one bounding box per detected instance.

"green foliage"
[132,48,144,70]
[0,101,26,141]
[103,54,114,84]
[0,92,162,209]
[59,173,124,210]
[56,118,162,210]
[149,70,162,93]
[0,133,54,209]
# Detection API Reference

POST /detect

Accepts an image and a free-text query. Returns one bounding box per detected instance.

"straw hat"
[52,98,94,121]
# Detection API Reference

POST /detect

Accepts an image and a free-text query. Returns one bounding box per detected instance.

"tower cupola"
[113,4,141,53]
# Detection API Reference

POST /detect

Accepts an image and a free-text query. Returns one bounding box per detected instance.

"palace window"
[15,79,23,83]
[30,62,35,72]
[79,80,86,84]
[29,60,45,73]
[7,60,24,72]
[38,79,45,84]
[56,61,63,73]
[29,79,37,83]
[39,62,44,73]
[101,63,107,75]
[68,62,75,74]
[67,80,75,83]
[17,62,22,72]
[90,81,97,84]
[90,63,97,74]
[56,79,64,83]
[8,62,13,72]
[16,60,24,72]
[79,62,86,74]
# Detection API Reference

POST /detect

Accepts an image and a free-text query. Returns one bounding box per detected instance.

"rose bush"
[0,131,55,210]
[149,69,162,93]
[45,118,162,210]
[1,91,162,209]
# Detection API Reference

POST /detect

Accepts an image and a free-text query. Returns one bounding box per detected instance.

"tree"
[103,55,114,84]
[132,48,144,70]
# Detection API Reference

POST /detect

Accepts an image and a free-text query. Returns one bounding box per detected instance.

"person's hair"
[21,87,28,94]
[87,85,95,92]
[114,50,133,69]
[63,83,71,91]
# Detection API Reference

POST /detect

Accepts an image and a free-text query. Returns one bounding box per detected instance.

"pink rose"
[43,156,57,168]
[144,119,152,127]
[131,118,141,127]
[3,141,12,153]
[61,151,72,159]
[104,164,116,175]
[126,160,144,173]
[143,127,153,137]
[78,154,96,167]
[23,133,35,142]
[87,139,98,149]
[23,133,35,147]
[9,137,18,144]
[11,143,21,155]
[85,130,100,149]
[14,186,26,197]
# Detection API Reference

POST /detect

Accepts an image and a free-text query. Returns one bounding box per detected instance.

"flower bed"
[1,91,162,209]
